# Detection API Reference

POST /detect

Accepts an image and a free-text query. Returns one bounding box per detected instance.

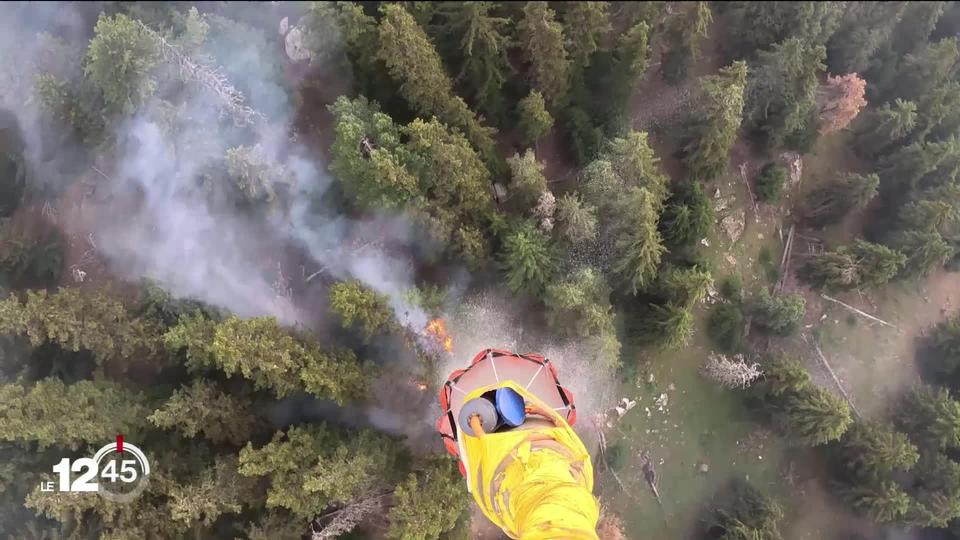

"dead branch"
[739,163,760,223]
[774,224,795,294]
[802,333,862,420]
[136,20,263,126]
[820,293,899,330]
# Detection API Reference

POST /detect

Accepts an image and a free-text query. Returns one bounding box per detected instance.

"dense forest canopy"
[5,1,960,539]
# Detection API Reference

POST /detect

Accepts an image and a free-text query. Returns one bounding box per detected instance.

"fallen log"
[820,294,899,330]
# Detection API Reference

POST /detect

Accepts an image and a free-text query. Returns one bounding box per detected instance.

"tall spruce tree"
[683,61,748,181]
[516,2,570,108]
[377,5,498,166]
[433,2,513,123]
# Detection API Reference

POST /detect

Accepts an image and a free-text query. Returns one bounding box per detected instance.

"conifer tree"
[516,2,570,108]
[328,96,419,210]
[838,422,919,478]
[148,380,256,445]
[329,280,396,342]
[506,149,548,210]
[0,378,147,450]
[554,193,598,245]
[661,2,712,85]
[798,240,905,291]
[930,314,960,376]
[853,99,917,158]
[747,37,826,150]
[433,2,513,122]
[776,385,852,446]
[640,302,694,350]
[889,229,954,278]
[84,13,160,115]
[611,187,665,293]
[561,2,611,70]
[377,5,498,165]
[842,481,912,523]
[750,291,805,336]
[654,265,712,309]
[543,268,620,367]
[897,384,960,449]
[894,38,959,103]
[386,458,469,540]
[0,288,159,367]
[707,479,784,540]
[164,315,367,403]
[892,1,946,56]
[501,220,556,295]
[803,173,879,226]
[684,61,748,181]
[827,2,907,74]
[238,426,399,519]
[660,181,712,248]
[516,90,554,146]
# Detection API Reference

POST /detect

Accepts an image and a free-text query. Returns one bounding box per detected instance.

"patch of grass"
[607,441,628,472]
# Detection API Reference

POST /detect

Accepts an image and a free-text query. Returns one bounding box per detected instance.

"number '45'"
[101,459,138,483]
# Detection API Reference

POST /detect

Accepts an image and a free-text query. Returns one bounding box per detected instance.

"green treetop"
[516,2,571,108]
[386,458,469,540]
[148,379,256,445]
[803,172,879,226]
[433,2,513,123]
[853,99,918,158]
[506,149,548,210]
[328,95,419,209]
[84,13,160,115]
[610,187,665,293]
[554,193,598,245]
[561,2,611,70]
[377,5,498,165]
[897,384,960,449]
[329,280,396,342]
[0,287,160,368]
[516,90,554,146]
[750,291,805,336]
[684,61,748,181]
[842,481,912,523]
[163,314,367,403]
[0,378,147,450]
[838,421,919,479]
[776,385,853,446]
[500,220,556,295]
[543,268,620,367]
[798,240,906,291]
[238,425,399,519]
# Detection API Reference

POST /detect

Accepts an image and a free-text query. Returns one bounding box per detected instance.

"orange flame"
[424,318,454,353]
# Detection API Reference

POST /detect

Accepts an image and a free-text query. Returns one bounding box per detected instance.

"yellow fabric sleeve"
[459,381,600,539]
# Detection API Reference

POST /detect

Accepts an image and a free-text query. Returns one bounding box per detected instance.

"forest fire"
[424,318,454,353]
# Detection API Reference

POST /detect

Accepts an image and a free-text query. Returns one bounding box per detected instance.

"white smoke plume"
[1,4,437,328]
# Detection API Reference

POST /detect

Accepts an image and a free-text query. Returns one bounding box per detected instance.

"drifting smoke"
[0,3,437,328]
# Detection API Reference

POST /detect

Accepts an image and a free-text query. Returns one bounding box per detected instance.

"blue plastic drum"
[495,387,527,427]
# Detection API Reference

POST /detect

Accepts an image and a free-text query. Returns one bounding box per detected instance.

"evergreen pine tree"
[501,220,556,295]
[838,421,919,478]
[516,2,570,108]
[803,173,879,226]
[684,61,748,181]
[516,91,554,146]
